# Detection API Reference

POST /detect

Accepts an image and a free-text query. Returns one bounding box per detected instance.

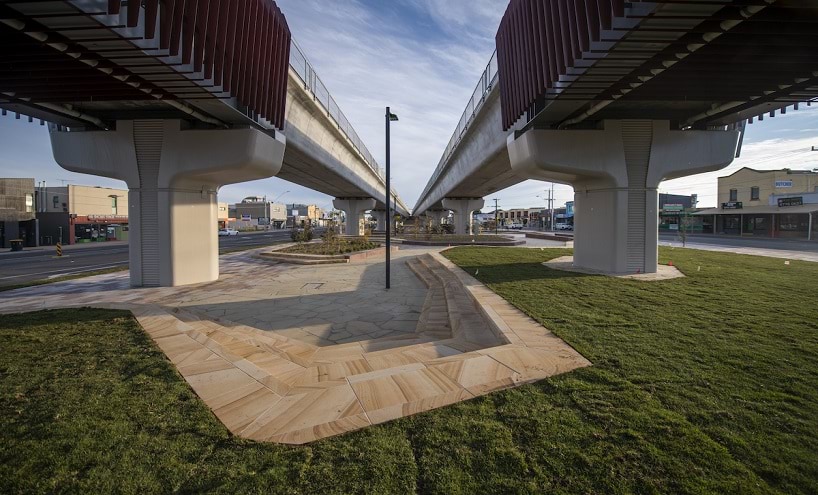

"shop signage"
[775,180,793,188]
[241,214,252,221]
[292,209,299,216]
[777,197,803,207]
[722,201,743,209]
[663,204,684,212]
[81,215,128,223]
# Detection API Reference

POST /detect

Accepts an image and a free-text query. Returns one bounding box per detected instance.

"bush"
[322,222,340,247]
[290,225,314,243]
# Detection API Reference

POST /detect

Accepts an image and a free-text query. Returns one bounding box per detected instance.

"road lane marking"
[0,262,128,280]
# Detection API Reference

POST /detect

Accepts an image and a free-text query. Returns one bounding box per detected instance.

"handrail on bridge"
[414,50,498,213]
[289,40,399,201]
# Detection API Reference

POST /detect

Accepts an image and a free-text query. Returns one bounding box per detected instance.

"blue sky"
[1,0,817,209]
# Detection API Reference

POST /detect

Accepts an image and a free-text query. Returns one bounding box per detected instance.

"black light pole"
[385,107,398,289]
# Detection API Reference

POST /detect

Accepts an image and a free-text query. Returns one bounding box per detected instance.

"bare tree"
[677,214,691,247]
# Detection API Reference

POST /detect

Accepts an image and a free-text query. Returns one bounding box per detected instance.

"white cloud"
[262,0,505,209]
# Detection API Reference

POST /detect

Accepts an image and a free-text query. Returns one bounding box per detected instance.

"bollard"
[56,242,62,257]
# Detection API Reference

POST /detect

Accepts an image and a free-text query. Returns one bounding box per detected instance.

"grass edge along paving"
[0,246,816,494]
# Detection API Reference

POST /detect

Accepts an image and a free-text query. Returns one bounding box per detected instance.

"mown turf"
[443,246,818,494]
[0,246,816,494]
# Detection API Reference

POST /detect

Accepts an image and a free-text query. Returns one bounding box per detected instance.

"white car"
[218,228,239,236]
[555,223,573,231]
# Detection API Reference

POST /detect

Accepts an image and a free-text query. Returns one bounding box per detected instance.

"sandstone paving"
[0,245,591,443]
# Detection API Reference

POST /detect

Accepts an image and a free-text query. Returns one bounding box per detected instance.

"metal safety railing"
[415,51,498,210]
[289,40,397,200]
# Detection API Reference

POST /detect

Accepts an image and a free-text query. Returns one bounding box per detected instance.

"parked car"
[508,223,524,230]
[218,228,239,236]
[555,223,573,231]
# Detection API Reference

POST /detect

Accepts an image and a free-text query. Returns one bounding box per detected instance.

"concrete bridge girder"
[284,70,410,217]
[508,120,740,274]
[50,119,285,287]
[413,87,519,216]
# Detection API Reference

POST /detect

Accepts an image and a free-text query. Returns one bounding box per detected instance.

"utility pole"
[550,182,555,231]
[493,198,499,235]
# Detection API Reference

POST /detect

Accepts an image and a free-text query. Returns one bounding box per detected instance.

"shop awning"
[693,204,818,216]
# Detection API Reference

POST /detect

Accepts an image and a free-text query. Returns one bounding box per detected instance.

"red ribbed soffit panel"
[109,0,291,130]
[496,0,624,130]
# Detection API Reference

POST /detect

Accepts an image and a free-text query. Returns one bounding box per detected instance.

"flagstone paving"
[0,246,591,444]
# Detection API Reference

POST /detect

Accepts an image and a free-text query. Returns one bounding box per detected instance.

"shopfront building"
[37,185,128,244]
[0,178,38,248]
[693,168,818,240]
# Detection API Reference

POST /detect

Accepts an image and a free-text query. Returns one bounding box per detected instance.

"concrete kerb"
[258,242,400,265]
[400,236,525,247]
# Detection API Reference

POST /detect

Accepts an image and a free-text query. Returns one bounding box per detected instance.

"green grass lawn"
[1,247,816,494]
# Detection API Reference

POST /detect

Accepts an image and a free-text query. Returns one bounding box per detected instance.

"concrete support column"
[333,197,376,236]
[442,198,484,235]
[508,120,739,274]
[50,120,285,287]
[424,210,449,227]
[370,210,387,231]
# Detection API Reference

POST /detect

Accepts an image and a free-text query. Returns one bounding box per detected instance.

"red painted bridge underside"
[496,0,818,130]
[0,0,291,130]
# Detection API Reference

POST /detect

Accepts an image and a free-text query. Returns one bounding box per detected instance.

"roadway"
[658,232,818,262]
[0,230,304,288]
[658,233,818,252]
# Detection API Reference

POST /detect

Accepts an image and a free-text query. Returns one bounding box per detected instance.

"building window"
[729,189,738,201]
[751,187,759,201]
[53,195,59,208]
[111,196,118,214]
[25,193,33,213]
[780,214,807,232]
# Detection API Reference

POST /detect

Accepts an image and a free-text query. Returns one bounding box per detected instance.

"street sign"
[663,204,684,212]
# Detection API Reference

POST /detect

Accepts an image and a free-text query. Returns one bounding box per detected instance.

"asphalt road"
[2,230,814,288]
[0,230,303,288]
[658,232,818,252]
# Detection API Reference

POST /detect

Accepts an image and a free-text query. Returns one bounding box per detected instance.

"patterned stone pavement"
[0,245,591,444]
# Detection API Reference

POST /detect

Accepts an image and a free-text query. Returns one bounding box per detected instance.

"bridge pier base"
[423,210,449,228]
[508,120,739,274]
[50,120,285,287]
[442,198,484,235]
[333,198,376,236]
